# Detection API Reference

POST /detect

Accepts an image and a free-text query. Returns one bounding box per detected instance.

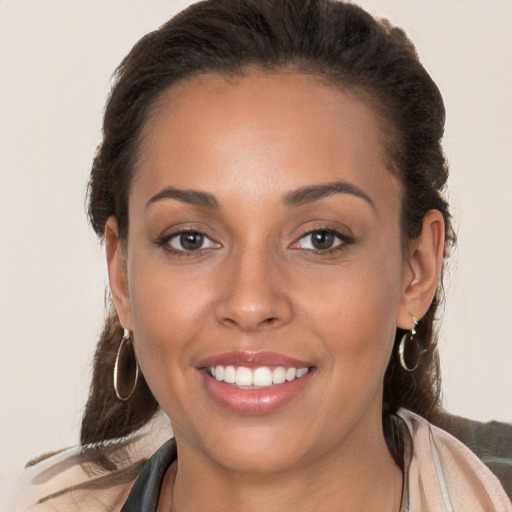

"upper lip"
[197,350,313,369]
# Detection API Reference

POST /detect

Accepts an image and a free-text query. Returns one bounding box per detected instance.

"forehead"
[132,72,400,209]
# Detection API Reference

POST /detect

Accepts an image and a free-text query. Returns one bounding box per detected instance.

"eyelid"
[289,226,354,252]
[293,231,342,250]
[155,227,221,254]
[170,231,219,251]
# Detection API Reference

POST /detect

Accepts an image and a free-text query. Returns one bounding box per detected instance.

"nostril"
[215,291,294,331]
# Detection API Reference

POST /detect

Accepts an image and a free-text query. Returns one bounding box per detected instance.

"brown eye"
[310,231,335,250]
[162,230,220,252]
[179,232,204,251]
[291,229,351,253]
[292,229,342,252]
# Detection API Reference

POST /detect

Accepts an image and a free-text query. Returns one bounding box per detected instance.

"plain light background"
[1,0,511,481]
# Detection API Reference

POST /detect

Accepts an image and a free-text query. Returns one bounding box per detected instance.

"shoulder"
[1,414,173,512]
[430,408,512,495]
[398,409,512,511]
[1,445,133,512]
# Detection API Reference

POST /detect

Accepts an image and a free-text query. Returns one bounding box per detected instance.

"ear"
[396,210,445,329]
[105,216,133,331]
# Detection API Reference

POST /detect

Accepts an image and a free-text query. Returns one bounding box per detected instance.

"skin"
[107,73,444,511]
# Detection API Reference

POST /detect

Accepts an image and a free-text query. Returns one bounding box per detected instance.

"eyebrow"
[146,186,220,210]
[283,180,375,209]
[145,179,374,212]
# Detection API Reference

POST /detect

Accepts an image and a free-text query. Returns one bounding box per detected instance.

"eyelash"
[154,229,220,256]
[291,228,354,255]
[155,227,353,257]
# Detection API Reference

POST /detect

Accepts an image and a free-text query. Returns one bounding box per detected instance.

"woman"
[8,0,511,510]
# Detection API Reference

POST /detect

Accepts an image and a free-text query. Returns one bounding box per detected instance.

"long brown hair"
[83,0,454,461]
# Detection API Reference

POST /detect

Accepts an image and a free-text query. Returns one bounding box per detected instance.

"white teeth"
[209,364,310,387]
[253,367,273,386]
[272,366,286,384]
[285,367,297,381]
[296,367,308,378]
[224,365,236,384]
[235,367,253,386]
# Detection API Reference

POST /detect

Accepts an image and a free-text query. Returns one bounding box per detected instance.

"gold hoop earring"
[398,317,420,372]
[113,329,139,401]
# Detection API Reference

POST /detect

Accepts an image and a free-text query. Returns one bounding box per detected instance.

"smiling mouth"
[199,353,316,413]
[207,365,312,388]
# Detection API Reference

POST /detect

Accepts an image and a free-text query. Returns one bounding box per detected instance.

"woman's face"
[110,73,417,473]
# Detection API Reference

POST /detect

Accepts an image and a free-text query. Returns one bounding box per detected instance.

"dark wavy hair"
[83,0,454,463]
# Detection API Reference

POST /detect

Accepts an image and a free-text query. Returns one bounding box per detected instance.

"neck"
[162,424,403,512]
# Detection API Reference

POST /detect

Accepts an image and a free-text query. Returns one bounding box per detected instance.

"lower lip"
[200,370,314,414]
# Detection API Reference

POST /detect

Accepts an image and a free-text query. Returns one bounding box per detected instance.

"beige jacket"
[2,410,510,511]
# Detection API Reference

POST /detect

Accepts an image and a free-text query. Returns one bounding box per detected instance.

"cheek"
[129,250,214,329]
[125,257,214,389]
[298,246,403,372]
[127,275,207,427]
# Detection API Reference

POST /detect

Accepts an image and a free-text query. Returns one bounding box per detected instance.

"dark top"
[432,411,512,498]
[119,412,512,510]
[120,438,177,512]
[119,421,412,512]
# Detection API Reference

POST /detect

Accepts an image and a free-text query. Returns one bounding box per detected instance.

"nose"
[214,247,294,332]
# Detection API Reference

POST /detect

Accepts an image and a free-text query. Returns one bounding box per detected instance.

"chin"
[175,416,331,475]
